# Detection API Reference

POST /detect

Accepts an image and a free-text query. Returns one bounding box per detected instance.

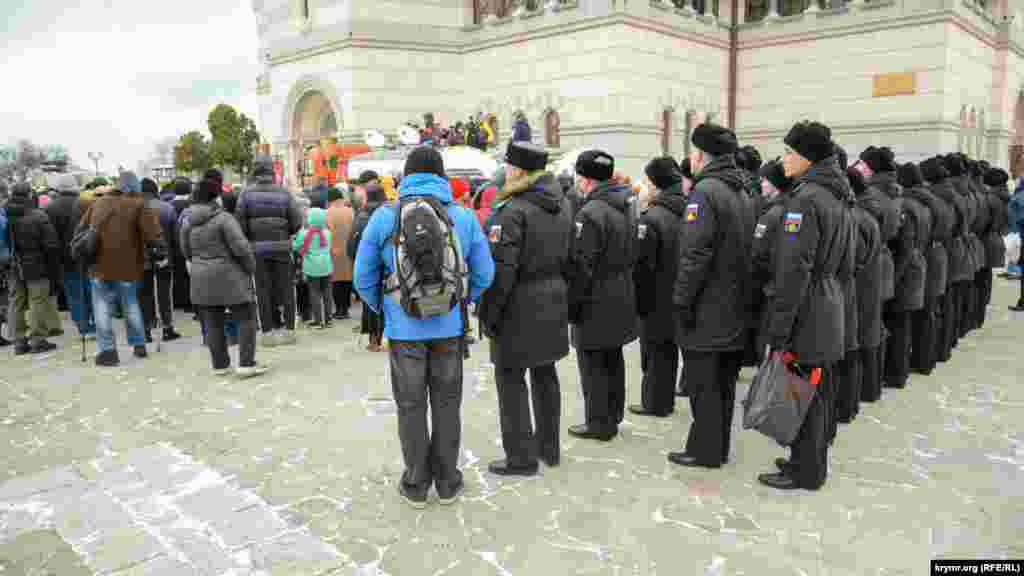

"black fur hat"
[644,157,683,190]
[920,156,949,183]
[897,162,924,188]
[784,121,833,163]
[859,146,897,173]
[691,123,738,156]
[983,167,1009,187]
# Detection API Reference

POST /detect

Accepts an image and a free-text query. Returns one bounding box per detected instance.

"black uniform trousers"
[640,339,679,415]
[141,267,174,331]
[835,350,861,423]
[788,363,830,490]
[254,257,296,333]
[496,363,560,467]
[172,254,191,311]
[578,347,625,434]
[682,350,741,466]
[333,281,352,317]
[860,347,882,402]
[946,284,963,353]
[910,296,938,374]
[200,304,256,370]
[883,306,912,389]
[976,268,992,329]
[958,279,975,339]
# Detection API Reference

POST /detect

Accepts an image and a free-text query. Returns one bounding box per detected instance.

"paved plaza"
[0,280,1022,576]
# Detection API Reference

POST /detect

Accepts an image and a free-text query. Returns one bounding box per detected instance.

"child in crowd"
[292,208,334,329]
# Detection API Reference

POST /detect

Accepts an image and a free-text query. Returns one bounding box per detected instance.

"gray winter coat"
[180,203,257,307]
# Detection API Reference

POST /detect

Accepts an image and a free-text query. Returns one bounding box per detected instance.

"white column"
[767,0,780,19]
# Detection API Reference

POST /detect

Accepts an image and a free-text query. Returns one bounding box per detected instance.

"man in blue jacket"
[354,146,494,509]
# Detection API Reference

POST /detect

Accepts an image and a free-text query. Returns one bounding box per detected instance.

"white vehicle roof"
[347,146,499,181]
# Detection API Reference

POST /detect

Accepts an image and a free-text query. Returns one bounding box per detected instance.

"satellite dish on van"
[364,130,387,148]
[397,125,420,146]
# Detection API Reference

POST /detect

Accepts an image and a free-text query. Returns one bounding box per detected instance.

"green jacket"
[292,207,334,278]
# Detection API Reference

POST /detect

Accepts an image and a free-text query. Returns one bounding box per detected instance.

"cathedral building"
[252,0,1024,185]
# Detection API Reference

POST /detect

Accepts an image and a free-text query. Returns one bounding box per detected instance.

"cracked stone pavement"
[0,280,1022,575]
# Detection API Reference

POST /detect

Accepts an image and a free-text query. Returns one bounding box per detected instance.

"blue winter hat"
[118,171,141,194]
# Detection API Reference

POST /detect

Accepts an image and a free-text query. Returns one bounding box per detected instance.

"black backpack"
[384,196,466,319]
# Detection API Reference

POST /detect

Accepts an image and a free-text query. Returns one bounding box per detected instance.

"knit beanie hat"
[118,171,142,194]
[644,157,683,190]
[897,162,924,188]
[784,121,833,164]
[404,146,445,177]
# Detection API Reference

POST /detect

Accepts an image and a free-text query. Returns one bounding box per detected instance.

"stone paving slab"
[0,281,1021,574]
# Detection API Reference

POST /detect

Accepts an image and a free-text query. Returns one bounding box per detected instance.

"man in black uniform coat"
[902,162,952,376]
[982,167,1010,316]
[887,163,930,389]
[760,121,850,491]
[751,160,793,364]
[480,142,573,475]
[921,157,967,362]
[858,147,903,390]
[943,154,976,347]
[630,157,687,418]
[968,160,992,329]
[567,150,638,441]
[845,168,882,413]
[668,123,753,469]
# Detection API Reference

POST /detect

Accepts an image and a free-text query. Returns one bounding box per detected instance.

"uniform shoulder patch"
[754,223,767,239]
[686,203,699,223]
[488,224,502,244]
[784,212,802,233]
[575,221,584,239]
[637,223,648,240]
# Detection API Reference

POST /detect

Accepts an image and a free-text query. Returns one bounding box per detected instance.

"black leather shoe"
[14,340,31,356]
[145,332,153,344]
[133,345,148,359]
[162,327,182,342]
[567,424,616,441]
[1010,303,1024,312]
[774,457,796,475]
[0,336,11,348]
[628,405,672,418]
[667,451,720,469]
[540,453,560,467]
[95,349,120,367]
[487,459,538,477]
[30,341,57,354]
[758,472,800,490]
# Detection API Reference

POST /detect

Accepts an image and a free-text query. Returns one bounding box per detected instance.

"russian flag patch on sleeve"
[784,212,802,233]
[686,203,699,223]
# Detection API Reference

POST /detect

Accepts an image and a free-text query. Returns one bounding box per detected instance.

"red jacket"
[475,184,497,226]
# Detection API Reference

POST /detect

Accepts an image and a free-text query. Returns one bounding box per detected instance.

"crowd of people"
[1,118,1021,508]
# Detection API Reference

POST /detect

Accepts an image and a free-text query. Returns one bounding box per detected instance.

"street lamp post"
[88,152,104,177]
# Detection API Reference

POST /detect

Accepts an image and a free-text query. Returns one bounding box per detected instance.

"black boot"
[162,326,181,341]
[0,334,11,348]
[14,339,31,356]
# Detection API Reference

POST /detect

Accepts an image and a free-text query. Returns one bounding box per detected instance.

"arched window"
[661,108,674,156]
[544,109,561,148]
[959,106,968,153]
[683,110,697,157]
[977,110,986,160]
[968,108,977,156]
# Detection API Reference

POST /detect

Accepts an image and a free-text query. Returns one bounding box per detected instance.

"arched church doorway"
[291,90,339,188]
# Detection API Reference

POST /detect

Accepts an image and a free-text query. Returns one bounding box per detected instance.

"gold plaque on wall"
[873,72,917,97]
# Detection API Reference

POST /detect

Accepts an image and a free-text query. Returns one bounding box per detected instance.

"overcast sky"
[1,0,261,174]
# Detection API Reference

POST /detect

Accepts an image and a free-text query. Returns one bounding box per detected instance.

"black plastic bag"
[742,352,819,447]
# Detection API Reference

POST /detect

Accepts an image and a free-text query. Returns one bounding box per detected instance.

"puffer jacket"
[6,194,60,283]
[893,188,931,312]
[236,176,304,260]
[292,207,334,279]
[932,177,971,283]
[180,202,256,307]
[914,185,952,300]
[634,182,687,342]
[983,184,1008,269]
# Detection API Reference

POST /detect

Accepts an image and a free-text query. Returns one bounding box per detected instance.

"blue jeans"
[91,278,146,353]
[63,270,95,335]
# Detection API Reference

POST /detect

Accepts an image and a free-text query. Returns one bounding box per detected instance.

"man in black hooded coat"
[630,157,687,418]
[479,142,572,475]
[751,159,793,366]
[844,167,882,415]
[921,156,966,362]
[943,154,976,346]
[567,150,638,442]
[668,123,754,470]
